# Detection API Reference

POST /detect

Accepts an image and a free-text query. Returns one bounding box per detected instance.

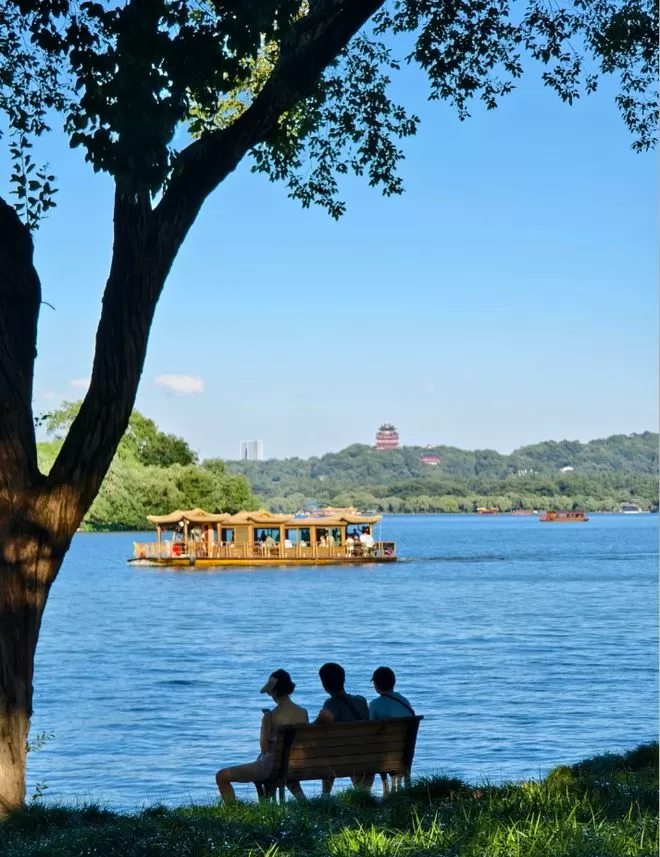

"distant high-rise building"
[240,440,264,461]
[375,423,399,450]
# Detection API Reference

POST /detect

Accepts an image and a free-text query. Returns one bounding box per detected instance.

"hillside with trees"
[38,410,658,524]
[223,433,659,514]
[38,403,256,531]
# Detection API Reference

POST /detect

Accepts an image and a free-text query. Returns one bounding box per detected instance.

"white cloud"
[70,378,90,389]
[155,374,205,396]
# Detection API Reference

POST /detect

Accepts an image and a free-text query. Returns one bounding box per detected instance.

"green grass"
[2,743,657,856]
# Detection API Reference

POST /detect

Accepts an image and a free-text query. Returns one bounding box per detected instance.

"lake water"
[28,514,658,810]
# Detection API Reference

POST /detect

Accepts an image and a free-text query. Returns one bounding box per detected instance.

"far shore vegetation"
[6,743,657,857]
[39,402,658,531]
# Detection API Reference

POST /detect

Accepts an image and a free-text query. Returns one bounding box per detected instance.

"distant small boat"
[539,510,589,523]
[477,507,500,516]
[620,503,646,514]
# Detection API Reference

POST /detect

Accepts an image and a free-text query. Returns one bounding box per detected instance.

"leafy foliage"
[0,0,656,227]
[39,403,256,529]
[46,401,198,466]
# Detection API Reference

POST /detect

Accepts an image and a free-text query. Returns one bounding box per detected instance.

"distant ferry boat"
[620,503,646,514]
[539,510,589,523]
[129,507,396,567]
[477,507,500,516]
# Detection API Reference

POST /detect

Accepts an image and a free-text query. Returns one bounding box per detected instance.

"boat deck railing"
[132,540,396,561]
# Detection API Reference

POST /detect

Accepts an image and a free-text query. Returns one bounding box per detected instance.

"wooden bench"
[255,716,423,802]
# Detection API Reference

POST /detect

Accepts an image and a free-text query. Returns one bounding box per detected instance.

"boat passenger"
[215,669,308,804]
[314,662,369,795]
[360,527,375,553]
[345,535,355,555]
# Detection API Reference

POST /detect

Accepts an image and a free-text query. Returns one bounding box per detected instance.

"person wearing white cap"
[215,669,308,803]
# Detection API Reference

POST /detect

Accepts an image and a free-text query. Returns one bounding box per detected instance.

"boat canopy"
[147,508,231,526]
[147,508,381,528]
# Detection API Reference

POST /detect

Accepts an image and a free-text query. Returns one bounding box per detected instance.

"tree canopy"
[45,400,198,466]
[2,0,657,227]
[38,404,256,528]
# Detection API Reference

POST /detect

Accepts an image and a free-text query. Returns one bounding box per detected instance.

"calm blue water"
[28,514,658,809]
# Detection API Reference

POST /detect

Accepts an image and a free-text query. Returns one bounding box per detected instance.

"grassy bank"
[4,744,657,856]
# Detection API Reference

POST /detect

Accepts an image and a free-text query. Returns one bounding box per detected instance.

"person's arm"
[314,707,334,724]
[260,711,272,753]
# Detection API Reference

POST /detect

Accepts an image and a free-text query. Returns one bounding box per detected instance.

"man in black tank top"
[314,662,370,794]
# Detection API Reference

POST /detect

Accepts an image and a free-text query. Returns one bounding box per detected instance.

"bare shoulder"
[272,701,308,728]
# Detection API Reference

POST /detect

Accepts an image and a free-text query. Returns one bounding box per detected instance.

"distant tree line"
[37,410,658,527]
[223,433,659,514]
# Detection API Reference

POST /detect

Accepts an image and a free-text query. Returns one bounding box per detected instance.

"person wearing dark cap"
[369,666,415,719]
[315,662,369,794]
[215,669,308,803]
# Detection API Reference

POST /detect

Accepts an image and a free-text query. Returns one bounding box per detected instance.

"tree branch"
[0,197,41,498]
[156,0,384,248]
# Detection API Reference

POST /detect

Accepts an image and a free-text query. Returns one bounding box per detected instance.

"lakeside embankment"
[6,744,657,857]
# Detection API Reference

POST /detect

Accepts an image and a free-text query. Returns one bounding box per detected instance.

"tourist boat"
[129,508,397,567]
[539,510,589,522]
[620,503,646,514]
[477,507,500,515]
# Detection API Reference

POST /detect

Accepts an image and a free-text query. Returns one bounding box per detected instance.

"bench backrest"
[269,716,423,783]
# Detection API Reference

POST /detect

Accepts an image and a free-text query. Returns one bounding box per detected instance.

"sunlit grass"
[2,743,656,856]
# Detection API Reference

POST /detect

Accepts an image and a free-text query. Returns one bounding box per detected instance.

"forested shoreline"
[38,403,658,530]
[224,431,658,516]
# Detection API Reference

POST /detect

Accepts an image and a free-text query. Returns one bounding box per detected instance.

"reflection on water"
[30,514,658,809]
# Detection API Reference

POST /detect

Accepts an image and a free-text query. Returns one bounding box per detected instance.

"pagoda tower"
[375,423,400,450]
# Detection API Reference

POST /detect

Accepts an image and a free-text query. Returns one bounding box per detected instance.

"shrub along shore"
[4,743,657,856]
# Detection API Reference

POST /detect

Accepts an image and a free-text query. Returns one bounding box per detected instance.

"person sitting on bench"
[314,662,369,794]
[215,669,308,803]
[368,666,415,719]
[369,666,416,794]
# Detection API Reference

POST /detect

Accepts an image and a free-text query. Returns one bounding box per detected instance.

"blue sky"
[20,58,657,461]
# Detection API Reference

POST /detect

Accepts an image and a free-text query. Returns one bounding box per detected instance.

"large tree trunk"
[0,506,71,814]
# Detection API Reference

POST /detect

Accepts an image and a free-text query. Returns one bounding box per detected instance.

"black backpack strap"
[381,693,415,716]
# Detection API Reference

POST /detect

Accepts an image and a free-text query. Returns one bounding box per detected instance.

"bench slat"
[264,716,423,794]
[289,738,406,765]
[288,754,406,776]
